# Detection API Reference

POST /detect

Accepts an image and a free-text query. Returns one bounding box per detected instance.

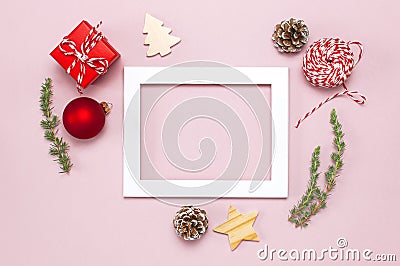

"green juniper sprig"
[40,78,73,174]
[289,109,345,228]
[325,109,345,192]
[288,146,321,225]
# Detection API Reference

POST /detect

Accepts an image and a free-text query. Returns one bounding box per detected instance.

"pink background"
[1,0,399,265]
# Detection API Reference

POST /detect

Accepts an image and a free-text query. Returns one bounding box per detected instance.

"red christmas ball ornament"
[62,97,111,139]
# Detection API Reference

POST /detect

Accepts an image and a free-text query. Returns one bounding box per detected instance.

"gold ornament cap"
[100,102,112,115]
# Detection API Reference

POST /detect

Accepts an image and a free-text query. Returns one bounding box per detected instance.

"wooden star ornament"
[213,205,259,251]
[143,13,181,57]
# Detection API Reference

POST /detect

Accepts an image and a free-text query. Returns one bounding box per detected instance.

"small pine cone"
[272,18,309,53]
[173,206,208,240]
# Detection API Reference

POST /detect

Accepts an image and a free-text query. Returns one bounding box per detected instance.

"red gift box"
[50,21,120,93]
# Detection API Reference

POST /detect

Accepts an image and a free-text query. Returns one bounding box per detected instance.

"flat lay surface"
[1,0,399,265]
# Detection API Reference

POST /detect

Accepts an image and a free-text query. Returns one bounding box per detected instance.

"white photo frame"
[123,66,288,198]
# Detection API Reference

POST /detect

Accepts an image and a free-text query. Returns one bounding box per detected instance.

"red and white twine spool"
[295,38,366,128]
[59,21,109,94]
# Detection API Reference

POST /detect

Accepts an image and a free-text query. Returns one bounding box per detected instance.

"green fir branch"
[289,109,345,228]
[288,146,321,225]
[40,78,73,174]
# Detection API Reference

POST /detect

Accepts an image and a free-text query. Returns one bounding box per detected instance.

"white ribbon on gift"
[58,21,109,94]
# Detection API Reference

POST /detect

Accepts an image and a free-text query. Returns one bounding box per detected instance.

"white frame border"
[123,67,288,198]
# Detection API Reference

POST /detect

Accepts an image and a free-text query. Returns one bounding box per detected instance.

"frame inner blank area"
[140,84,272,181]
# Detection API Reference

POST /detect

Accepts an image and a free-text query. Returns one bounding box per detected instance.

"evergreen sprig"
[40,78,72,174]
[288,109,344,228]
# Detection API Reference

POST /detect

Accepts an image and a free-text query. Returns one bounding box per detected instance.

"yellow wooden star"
[214,205,259,250]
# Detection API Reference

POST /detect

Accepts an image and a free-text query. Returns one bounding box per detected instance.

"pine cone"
[173,206,208,240]
[272,18,309,53]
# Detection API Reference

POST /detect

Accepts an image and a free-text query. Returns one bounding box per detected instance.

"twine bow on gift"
[58,21,109,94]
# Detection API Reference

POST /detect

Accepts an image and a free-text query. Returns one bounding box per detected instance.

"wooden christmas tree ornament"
[214,206,259,251]
[143,13,181,57]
